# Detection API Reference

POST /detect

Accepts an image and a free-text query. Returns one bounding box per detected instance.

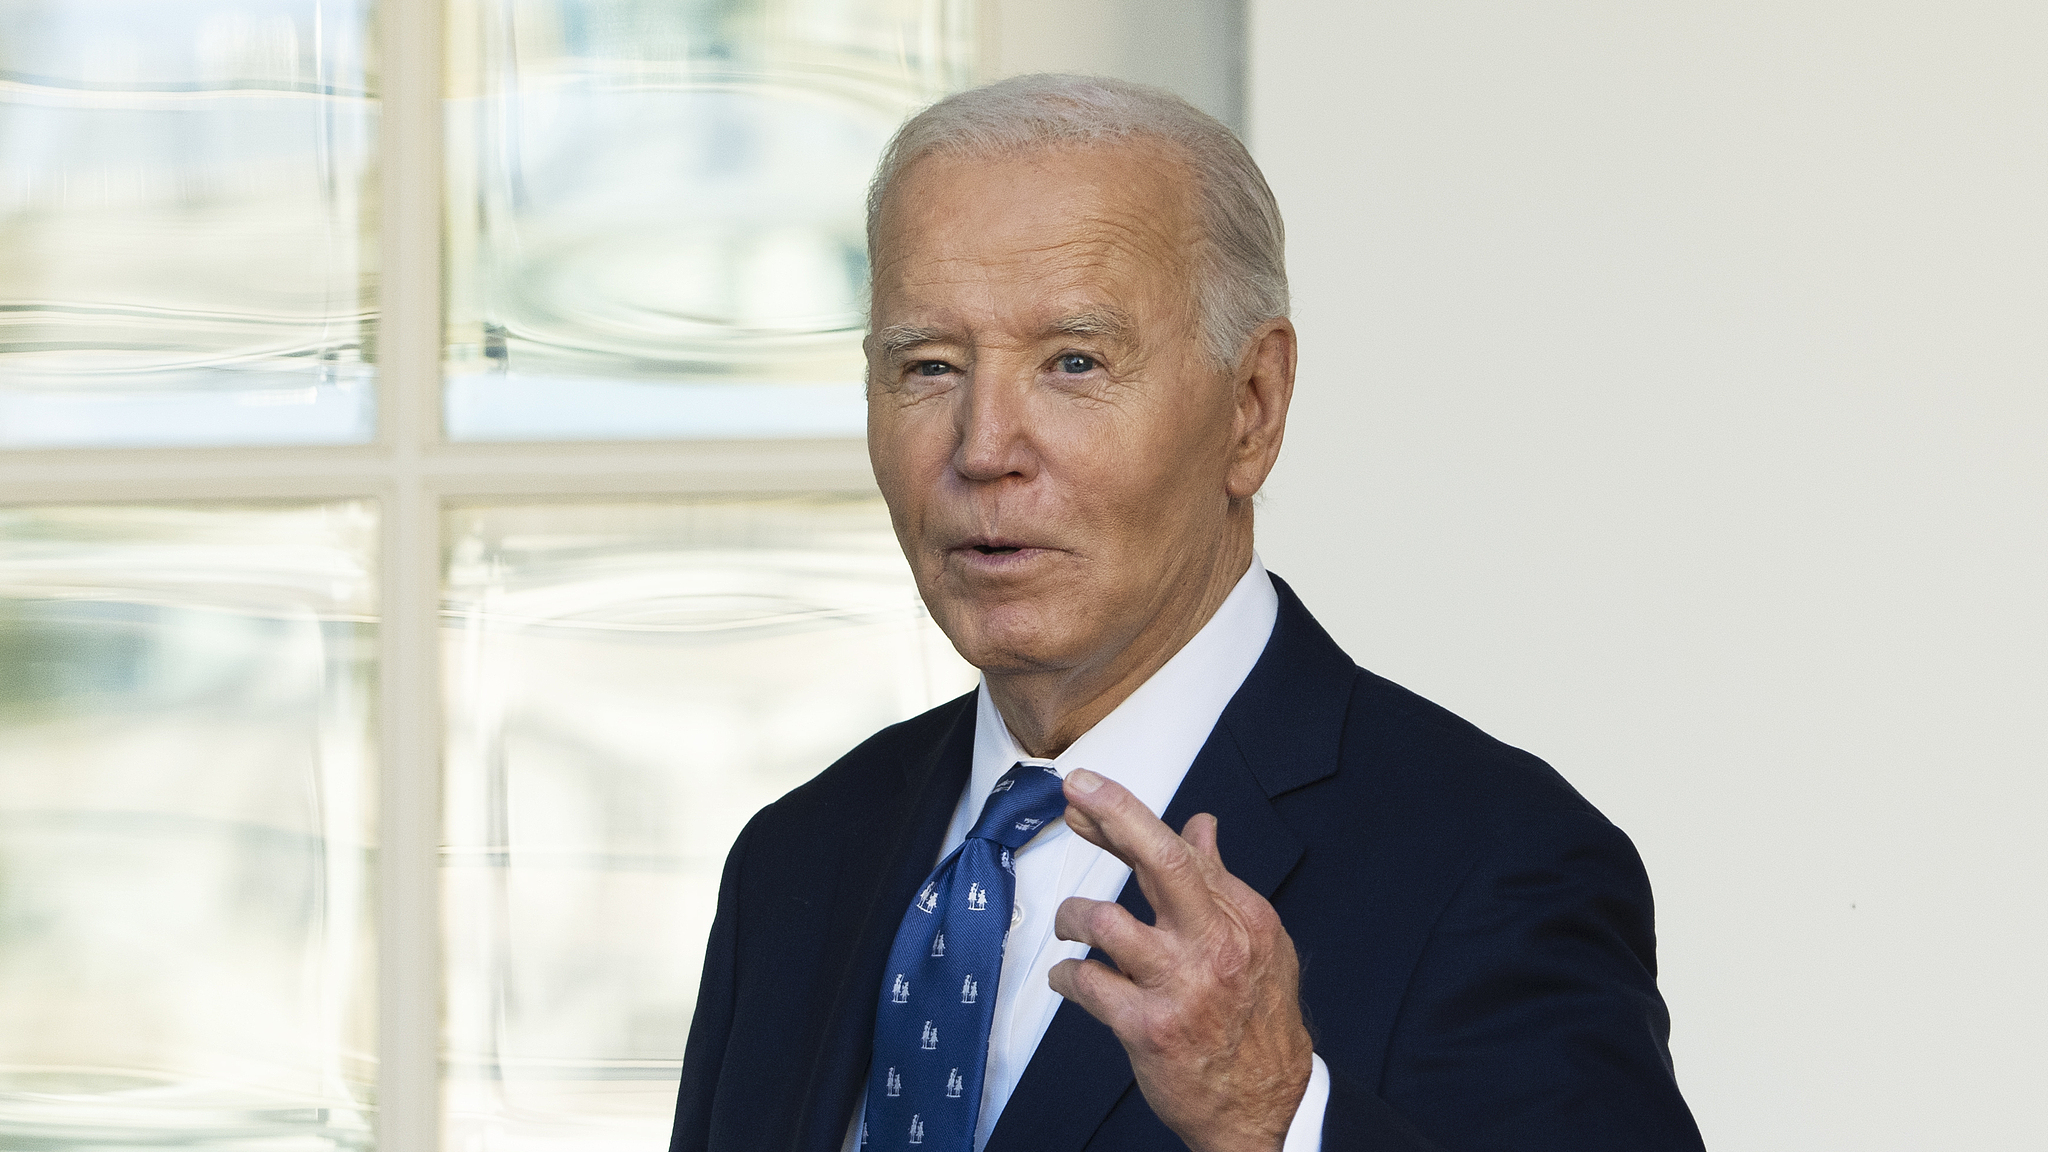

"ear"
[1224,318,1298,502]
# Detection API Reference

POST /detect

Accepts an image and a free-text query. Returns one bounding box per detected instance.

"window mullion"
[379,476,443,1152]
[377,0,445,1142]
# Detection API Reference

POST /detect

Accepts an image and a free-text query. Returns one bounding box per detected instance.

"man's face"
[865,141,1255,680]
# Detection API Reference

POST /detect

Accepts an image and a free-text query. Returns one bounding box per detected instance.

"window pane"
[443,0,975,441]
[441,496,975,1152]
[0,0,377,448]
[0,503,378,1149]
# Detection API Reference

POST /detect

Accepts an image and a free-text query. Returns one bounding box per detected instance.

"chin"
[930,601,1078,677]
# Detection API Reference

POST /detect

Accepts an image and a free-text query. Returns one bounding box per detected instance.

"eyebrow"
[873,325,949,357]
[1048,309,1133,343]
[872,309,1135,357]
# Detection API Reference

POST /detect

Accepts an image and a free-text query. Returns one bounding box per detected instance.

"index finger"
[1063,768,1218,929]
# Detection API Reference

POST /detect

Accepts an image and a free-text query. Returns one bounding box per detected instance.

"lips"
[954,532,1024,557]
[954,536,1038,559]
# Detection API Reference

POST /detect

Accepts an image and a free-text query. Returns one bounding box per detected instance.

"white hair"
[866,73,1289,366]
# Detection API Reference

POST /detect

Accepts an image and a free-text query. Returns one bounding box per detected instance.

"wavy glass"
[0,0,377,447]
[0,502,378,1149]
[441,496,975,1152]
[443,0,975,441]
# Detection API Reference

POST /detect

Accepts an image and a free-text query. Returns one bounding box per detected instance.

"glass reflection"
[443,0,975,440]
[441,496,975,1152]
[0,0,377,448]
[0,503,378,1149]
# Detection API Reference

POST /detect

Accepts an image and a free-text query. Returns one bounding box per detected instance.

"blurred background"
[0,1,2041,1150]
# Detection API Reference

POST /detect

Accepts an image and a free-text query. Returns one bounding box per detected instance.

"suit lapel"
[794,695,976,1152]
[983,576,1359,1152]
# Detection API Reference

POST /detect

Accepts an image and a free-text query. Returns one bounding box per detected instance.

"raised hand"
[1046,768,1314,1152]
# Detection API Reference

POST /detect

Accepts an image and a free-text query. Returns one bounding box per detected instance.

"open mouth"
[973,545,1023,556]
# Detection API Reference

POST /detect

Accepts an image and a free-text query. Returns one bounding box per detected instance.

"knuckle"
[1242,896,1283,937]
[1053,960,1098,1004]
[1152,841,1202,883]
[1209,929,1254,981]
[1131,1002,1181,1053]
[1085,901,1125,937]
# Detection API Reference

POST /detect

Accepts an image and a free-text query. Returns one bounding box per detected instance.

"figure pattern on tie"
[861,762,1068,1151]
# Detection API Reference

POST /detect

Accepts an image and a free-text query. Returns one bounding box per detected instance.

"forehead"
[869,140,1201,322]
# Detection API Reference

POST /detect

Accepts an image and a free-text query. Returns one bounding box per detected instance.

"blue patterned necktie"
[859,762,1068,1151]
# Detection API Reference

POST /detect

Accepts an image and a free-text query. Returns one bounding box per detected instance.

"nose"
[953,369,1036,483]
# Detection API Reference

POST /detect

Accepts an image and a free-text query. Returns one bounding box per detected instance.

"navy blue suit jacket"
[671,575,1705,1151]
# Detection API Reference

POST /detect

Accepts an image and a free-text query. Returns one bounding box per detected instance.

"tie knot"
[967,762,1069,850]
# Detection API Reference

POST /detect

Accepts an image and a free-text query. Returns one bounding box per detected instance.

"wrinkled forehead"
[868,139,1204,309]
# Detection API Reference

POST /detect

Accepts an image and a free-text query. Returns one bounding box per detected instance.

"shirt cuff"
[1281,1052,1331,1152]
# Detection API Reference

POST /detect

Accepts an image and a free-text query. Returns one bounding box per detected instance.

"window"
[1,2,974,1149]
[1,2,1238,1148]
[0,502,379,1147]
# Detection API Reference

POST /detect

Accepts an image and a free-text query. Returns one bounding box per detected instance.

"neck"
[984,527,1254,759]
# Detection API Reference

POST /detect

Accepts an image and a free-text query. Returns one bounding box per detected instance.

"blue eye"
[1057,354,1097,374]
[912,361,952,377]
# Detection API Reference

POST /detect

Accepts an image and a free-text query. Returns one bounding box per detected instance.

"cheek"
[1092,412,1225,525]
[868,439,919,542]
[870,412,953,531]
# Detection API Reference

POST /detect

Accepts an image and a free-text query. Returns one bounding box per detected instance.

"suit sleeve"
[669,819,755,1152]
[1322,811,1704,1152]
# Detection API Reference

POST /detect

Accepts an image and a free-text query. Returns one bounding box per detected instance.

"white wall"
[1247,3,2047,1149]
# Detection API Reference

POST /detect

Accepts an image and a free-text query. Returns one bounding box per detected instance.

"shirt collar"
[967,554,1280,822]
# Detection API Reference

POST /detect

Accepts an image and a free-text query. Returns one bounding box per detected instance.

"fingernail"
[1067,768,1104,794]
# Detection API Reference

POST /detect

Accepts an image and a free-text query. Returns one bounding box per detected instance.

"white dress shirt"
[844,555,1330,1151]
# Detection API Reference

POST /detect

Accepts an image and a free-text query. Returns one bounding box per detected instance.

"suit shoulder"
[1340,667,1612,834]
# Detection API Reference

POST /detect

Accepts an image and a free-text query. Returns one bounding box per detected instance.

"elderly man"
[670,75,1704,1152]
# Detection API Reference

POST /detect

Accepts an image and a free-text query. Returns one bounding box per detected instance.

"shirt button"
[1011,902,1026,931]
